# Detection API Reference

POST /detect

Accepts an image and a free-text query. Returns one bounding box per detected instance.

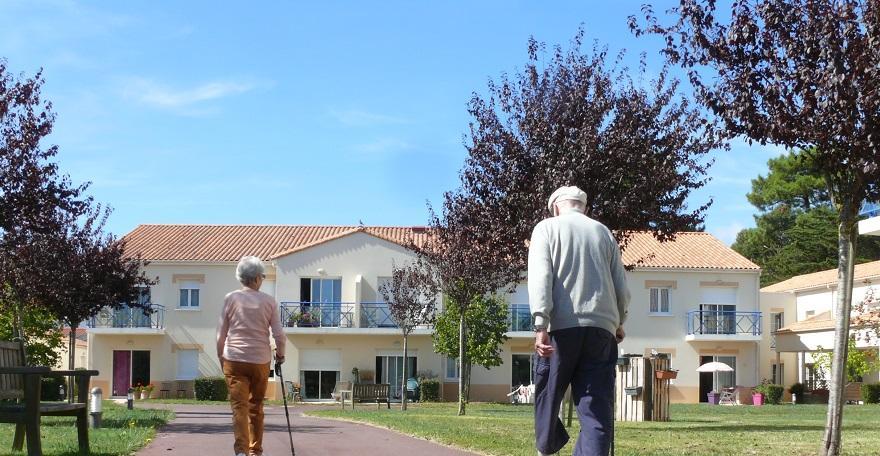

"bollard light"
[59,384,65,400]
[127,387,134,410]
[89,387,103,428]
[792,393,797,405]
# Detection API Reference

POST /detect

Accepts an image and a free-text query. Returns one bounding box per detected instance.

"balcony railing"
[360,302,398,328]
[508,304,532,332]
[88,304,165,329]
[861,201,880,218]
[686,310,761,337]
[280,302,355,328]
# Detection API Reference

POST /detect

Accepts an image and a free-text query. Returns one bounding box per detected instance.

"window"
[649,288,671,314]
[770,312,783,348]
[176,349,199,380]
[772,363,784,385]
[179,281,200,308]
[445,357,460,380]
[376,354,417,399]
[805,310,816,318]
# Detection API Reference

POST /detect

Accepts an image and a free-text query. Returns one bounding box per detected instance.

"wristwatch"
[533,325,547,332]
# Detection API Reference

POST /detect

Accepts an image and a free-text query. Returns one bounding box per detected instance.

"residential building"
[764,260,880,401]
[85,224,761,403]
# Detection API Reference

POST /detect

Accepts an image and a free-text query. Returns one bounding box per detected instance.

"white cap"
[547,186,587,212]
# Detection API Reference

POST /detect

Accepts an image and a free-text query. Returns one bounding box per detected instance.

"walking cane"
[276,359,296,456]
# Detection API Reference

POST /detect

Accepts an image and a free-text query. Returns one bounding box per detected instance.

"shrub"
[419,378,440,402]
[194,377,228,401]
[40,376,66,401]
[789,383,805,402]
[861,383,880,404]
[754,382,784,404]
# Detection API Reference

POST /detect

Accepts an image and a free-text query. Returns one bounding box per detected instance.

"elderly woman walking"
[216,256,286,456]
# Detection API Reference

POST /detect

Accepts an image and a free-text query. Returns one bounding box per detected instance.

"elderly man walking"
[528,186,630,456]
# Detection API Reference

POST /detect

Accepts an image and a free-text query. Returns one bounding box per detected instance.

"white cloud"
[352,138,412,154]
[329,109,409,126]
[122,78,258,109]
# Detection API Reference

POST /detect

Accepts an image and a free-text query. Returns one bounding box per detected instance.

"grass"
[0,401,173,456]
[305,402,880,456]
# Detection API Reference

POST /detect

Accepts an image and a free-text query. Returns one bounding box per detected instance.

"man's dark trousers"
[534,326,617,455]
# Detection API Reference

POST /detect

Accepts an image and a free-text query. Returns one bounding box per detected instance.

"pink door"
[113,351,131,396]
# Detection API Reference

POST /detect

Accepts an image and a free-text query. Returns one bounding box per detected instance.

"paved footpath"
[136,403,478,456]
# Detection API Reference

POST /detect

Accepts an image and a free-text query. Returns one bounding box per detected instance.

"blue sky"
[1,0,784,245]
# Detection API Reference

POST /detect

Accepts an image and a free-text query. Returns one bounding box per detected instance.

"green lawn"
[306,402,880,456]
[0,401,173,456]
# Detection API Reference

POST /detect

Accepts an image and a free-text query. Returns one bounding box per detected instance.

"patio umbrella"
[696,361,733,372]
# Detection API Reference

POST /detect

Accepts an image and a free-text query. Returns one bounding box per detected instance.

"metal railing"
[686,310,761,336]
[279,302,355,328]
[861,201,880,218]
[360,302,399,328]
[508,304,532,331]
[88,304,165,329]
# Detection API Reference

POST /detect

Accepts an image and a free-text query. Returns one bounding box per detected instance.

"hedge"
[789,382,805,402]
[194,377,228,401]
[765,384,785,404]
[419,378,440,402]
[861,383,880,404]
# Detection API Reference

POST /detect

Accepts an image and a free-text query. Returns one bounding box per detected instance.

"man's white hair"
[236,256,264,285]
[555,199,586,213]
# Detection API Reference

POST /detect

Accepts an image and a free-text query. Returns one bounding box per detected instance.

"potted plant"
[655,369,678,380]
[133,383,144,400]
[752,384,766,406]
[143,383,155,399]
[352,367,360,383]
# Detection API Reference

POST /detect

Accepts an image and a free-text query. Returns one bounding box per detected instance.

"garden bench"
[0,340,98,456]
[341,383,390,410]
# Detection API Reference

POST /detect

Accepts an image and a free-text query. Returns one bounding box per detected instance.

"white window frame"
[178,281,201,309]
[445,357,460,380]
[649,287,672,315]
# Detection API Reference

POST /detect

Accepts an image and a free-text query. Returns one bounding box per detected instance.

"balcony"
[685,310,762,342]
[87,305,165,333]
[508,304,532,333]
[859,201,880,236]
[280,302,355,328]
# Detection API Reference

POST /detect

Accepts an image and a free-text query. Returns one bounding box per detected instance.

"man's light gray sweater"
[528,211,630,334]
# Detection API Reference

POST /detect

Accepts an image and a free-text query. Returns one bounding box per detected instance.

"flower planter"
[655,369,678,380]
[624,386,642,397]
[707,392,719,405]
[752,393,764,406]
[140,391,149,400]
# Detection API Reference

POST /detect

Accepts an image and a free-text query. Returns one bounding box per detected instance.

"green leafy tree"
[747,151,829,212]
[0,285,63,367]
[814,337,880,386]
[432,295,510,403]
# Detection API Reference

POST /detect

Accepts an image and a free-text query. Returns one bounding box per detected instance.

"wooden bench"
[0,340,98,456]
[341,383,390,410]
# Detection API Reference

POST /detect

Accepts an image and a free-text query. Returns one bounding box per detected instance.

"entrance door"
[112,350,151,396]
[300,371,339,399]
[511,354,533,388]
[698,355,713,403]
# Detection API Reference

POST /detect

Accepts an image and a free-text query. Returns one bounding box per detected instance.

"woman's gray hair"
[236,256,265,285]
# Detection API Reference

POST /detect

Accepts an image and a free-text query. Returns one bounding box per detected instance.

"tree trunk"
[68,323,77,402]
[820,212,858,456]
[401,334,408,411]
[458,312,467,416]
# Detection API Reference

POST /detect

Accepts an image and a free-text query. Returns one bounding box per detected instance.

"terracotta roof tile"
[762,260,880,293]
[122,224,429,262]
[619,232,759,270]
[776,308,880,334]
[123,225,755,271]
